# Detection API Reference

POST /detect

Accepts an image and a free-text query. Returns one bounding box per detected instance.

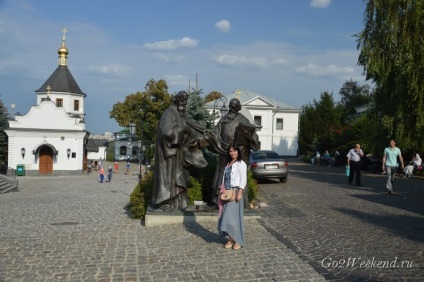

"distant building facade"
[205,90,301,156]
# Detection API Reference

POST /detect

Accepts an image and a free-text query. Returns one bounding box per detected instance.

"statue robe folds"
[152,105,207,210]
[202,114,259,204]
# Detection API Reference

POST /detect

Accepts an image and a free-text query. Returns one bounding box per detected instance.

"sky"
[0,0,369,135]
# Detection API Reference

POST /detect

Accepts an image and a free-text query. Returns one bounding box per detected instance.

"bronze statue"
[151,91,207,211]
[199,98,259,205]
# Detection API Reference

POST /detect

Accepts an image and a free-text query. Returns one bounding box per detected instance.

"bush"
[127,171,153,219]
[187,176,203,204]
[127,164,260,219]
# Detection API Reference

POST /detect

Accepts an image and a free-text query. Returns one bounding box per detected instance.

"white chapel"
[5,29,88,175]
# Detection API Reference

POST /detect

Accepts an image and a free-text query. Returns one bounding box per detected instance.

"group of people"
[97,161,121,183]
[311,150,341,167]
[346,139,421,195]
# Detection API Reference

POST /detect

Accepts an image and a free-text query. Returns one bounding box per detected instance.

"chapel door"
[39,146,53,174]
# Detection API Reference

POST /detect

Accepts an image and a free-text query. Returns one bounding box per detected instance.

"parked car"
[248,150,288,183]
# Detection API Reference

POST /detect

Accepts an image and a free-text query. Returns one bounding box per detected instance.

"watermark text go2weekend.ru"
[322,257,413,269]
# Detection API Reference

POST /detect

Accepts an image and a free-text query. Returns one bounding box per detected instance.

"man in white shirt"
[346,144,364,186]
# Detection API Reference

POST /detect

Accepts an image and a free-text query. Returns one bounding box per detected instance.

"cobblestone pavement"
[256,158,424,281]
[0,161,326,282]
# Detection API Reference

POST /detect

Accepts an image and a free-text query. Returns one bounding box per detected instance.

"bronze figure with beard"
[151,91,207,211]
[198,98,259,206]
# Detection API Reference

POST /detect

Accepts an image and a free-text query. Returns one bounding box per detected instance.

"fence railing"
[0,164,16,180]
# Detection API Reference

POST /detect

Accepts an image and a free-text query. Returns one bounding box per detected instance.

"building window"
[254,116,262,127]
[56,98,63,107]
[276,118,283,130]
[74,100,79,111]
[41,98,46,102]
[120,146,127,155]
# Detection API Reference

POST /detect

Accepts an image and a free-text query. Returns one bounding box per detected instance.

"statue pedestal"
[144,205,260,227]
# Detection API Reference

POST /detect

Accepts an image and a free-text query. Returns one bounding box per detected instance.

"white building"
[5,30,88,175]
[205,90,301,156]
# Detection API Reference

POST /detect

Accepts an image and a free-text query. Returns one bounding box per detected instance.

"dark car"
[249,150,288,183]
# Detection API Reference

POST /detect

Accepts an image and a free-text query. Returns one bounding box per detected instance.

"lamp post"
[128,122,136,161]
[138,140,142,184]
[213,97,228,125]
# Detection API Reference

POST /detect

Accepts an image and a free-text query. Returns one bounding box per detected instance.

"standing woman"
[218,144,247,250]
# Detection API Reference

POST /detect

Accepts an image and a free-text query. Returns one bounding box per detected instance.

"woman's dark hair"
[226,143,243,163]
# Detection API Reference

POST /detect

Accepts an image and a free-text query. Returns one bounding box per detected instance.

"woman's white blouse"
[223,160,247,189]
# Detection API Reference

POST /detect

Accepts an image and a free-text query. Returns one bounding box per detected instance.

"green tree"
[204,91,223,103]
[186,88,215,130]
[339,79,374,116]
[109,79,173,160]
[356,0,424,153]
[0,100,8,165]
[298,91,343,154]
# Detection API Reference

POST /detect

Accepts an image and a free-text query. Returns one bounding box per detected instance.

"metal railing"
[0,164,16,180]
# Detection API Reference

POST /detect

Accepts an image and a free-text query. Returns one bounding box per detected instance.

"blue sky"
[0,0,368,134]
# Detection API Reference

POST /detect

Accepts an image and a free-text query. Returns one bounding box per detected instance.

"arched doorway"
[39,146,54,174]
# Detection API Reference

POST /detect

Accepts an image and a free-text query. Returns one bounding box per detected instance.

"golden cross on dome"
[46,85,51,97]
[236,89,241,99]
[62,28,68,42]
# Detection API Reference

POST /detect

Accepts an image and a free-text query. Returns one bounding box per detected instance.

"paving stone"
[0,161,328,281]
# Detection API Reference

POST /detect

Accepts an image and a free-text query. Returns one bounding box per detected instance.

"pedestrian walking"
[218,144,247,251]
[99,166,105,183]
[107,165,113,182]
[125,161,130,175]
[114,161,119,173]
[382,139,404,194]
[346,144,364,186]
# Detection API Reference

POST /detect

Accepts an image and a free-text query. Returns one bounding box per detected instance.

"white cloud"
[83,64,132,76]
[212,54,269,68]
[271,58,288,65]
[164,74,189,86]
[214,20,231,33]
[310,0,332,9]
[143,37,199,50]
[295,63,355,78]
[152,53,183,63]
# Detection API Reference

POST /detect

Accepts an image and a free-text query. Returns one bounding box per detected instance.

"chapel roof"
[35,28,86,96]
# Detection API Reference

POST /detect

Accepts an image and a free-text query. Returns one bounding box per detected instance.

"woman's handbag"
[220,189,236,201]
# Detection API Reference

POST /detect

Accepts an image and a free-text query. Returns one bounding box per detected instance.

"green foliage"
[127,160,259,219]
[204,91,224,102]
[246,169,258,203]
[109,79,173,162]
[128,171,154,219]
[299,91,343,154]
[186,89,215,130]
[187,176,203,204]
[339,79,373,116]
[0,100,9,165]
[356,0,424,154]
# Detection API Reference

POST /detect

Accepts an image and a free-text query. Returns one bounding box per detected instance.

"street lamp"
[213,97,228,125]
[138,140,142,184]
[128,123,136,161]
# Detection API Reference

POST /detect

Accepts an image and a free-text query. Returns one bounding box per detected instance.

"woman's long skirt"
[217,198,245,246]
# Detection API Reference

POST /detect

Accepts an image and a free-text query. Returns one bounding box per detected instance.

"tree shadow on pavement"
[333,207,424,243]
[289,159,424,217]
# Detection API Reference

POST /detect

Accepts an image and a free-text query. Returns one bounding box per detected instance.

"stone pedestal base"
[145,205,260,227]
